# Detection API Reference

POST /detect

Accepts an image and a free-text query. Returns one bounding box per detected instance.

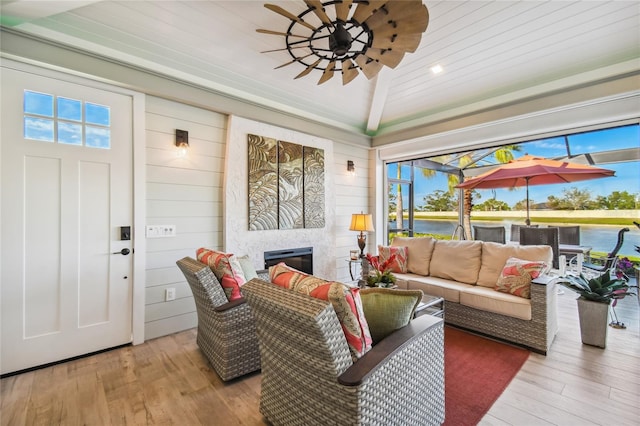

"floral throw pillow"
[377,245,408,273]
[196,247,247,301]
[269,262,310,289]
[495,257,548,299]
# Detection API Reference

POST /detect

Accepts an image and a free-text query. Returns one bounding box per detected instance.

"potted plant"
[556,271,636,348]
[364,253,397,288]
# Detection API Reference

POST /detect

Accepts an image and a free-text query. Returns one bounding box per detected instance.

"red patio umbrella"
[455,155,615,225]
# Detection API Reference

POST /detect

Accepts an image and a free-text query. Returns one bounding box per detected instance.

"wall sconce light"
[175,129,189,157]
[347,160,356,176]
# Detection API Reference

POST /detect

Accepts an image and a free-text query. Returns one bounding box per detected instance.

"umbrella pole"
[525,177,530,226]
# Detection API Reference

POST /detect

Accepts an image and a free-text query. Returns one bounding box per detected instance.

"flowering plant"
[365,253,397,287]
[614,256,634,280]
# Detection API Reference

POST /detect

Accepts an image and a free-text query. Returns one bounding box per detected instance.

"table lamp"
[349,212,375,258]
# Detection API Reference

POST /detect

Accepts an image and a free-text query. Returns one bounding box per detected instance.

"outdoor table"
[558,244,592,261]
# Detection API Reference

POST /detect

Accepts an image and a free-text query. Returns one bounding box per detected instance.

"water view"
[394,219,639,257]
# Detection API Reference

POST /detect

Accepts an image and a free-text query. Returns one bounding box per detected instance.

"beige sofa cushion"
[477,242,553,288]
[391,237,436,275]
[429,240,483,284]
[405,275,475,303]
[460,286,532,320]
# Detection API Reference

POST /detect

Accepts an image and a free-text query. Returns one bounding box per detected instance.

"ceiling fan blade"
[370,17,430,39]
[304,0,332,25]
[352,0,387,24]
[365,0,426,26]
[341,58,359,85]
[364,48,404,68]
[366,7,429,34]
[275,53,314,69]
[371,33,422,53]
[264,3,317,31]
[256,29,308,38]
[295,59,322,79]
[261,45,309,53]
[318,61,336,84]
[335,0,353,22]
[354,54,383,80]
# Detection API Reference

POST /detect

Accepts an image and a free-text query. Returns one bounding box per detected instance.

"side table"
[415,294,445,318]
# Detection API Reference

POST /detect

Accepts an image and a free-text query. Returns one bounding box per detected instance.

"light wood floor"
[2,291,638,426]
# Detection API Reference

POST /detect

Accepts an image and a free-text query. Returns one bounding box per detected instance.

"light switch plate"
[146,225,176,238]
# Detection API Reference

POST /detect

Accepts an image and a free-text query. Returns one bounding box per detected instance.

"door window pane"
[24,117,54,142]
[86,126,110,149]
[85,103,110,126]
[24,91,53,117]
[58,122,83,145]
[57,97,82,121]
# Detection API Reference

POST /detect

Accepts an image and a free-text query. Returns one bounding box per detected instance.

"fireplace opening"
[264,247,313,275]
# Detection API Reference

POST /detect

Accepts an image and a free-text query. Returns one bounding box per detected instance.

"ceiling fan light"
[431,64,443,74]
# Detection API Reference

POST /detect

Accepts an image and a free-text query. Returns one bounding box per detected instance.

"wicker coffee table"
[414,294,445,318]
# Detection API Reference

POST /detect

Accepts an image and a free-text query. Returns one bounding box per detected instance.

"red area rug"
[444,326,529,426]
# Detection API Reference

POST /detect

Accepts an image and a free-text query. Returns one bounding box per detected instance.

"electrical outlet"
[165,288,176,301]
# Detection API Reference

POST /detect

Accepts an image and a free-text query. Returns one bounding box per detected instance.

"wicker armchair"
[176,257,261,381]
[242,278,445,426]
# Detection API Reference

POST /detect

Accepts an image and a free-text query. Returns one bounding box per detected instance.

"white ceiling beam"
[366,68,392,134]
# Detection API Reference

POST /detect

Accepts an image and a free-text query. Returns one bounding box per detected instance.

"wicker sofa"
[243,278,446,426]
[388,237,558,354]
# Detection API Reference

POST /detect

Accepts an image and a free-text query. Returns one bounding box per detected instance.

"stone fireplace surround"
[223,115,336,280]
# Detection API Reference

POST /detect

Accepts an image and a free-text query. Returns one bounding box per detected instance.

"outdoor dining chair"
[473,225,506,244]
[558,225,580,245]
[520,227,560,269]
[582,227,629,274]
[510,224,538,243]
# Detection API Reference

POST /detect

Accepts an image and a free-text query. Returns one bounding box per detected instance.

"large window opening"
[384,124,640,258]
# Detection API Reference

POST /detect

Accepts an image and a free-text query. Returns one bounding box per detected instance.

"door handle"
[112,248,130,255]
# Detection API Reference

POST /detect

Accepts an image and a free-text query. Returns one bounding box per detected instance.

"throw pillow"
[269,262,309,289]
[495,257,549,299]
[360,288,423,344]
[377,245,408,273]
[236,255,259,281]
[391,236,436,275]
[196,247,247,301]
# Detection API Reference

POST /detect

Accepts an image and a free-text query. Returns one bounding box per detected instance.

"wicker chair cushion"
[377,245,408,273]
[495,257,549,299]
[430,240,483,284]
[391,236,436,275]
[269,262,373,360]
[360,287,423,343]
[196,247,247,300]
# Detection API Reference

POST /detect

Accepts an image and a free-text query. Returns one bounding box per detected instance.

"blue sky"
[391,125,640,208]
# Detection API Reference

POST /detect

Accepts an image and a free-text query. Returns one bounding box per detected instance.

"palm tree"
[410,146,520,239]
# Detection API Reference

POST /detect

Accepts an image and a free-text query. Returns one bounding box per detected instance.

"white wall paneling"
[144,96,227,340]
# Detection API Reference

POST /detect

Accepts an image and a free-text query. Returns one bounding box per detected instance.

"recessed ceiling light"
[431,64,443,74]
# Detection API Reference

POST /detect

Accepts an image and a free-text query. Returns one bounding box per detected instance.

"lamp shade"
[349,213,374,232]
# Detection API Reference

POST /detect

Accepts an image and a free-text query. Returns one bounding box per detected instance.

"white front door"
[1,67,133,374]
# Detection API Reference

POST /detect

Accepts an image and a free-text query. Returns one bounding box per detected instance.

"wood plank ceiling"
[1,0,638,140]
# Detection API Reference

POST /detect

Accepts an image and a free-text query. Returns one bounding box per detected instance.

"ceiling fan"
[257,0,430,85]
